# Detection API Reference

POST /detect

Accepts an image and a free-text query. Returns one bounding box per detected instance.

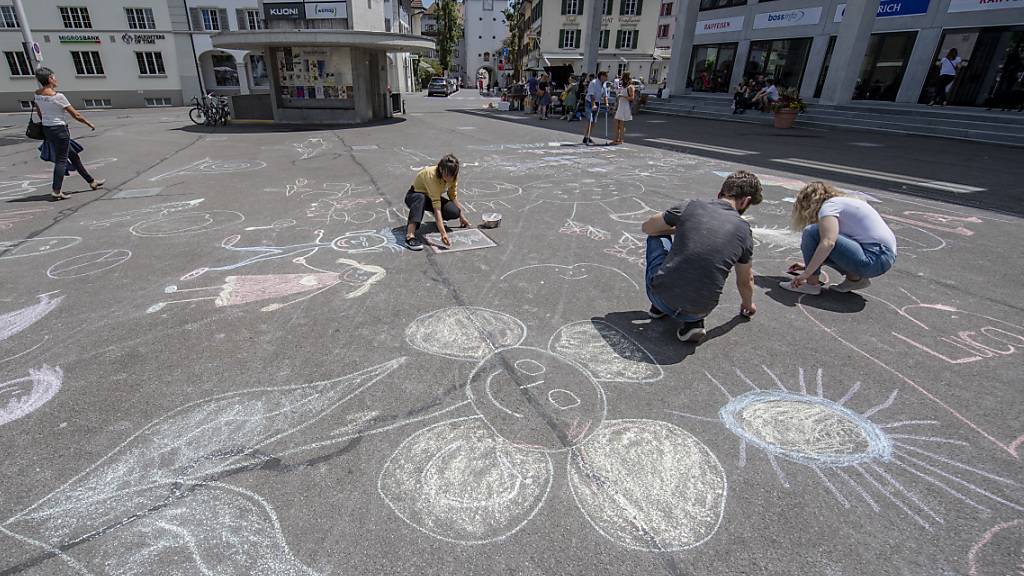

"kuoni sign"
[695,15,744,34]
[834,0,929,21]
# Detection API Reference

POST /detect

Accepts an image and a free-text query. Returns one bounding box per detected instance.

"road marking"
[645,138,758,156]
[456,126,476,130]
[771,158,986,194]
[850,142,884,147]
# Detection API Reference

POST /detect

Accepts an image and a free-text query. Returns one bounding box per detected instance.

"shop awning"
[542,53,583,65]
[212,30,436,54]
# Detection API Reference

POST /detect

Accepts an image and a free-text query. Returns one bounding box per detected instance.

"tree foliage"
[502,0,526,81]
[435,0,463,74]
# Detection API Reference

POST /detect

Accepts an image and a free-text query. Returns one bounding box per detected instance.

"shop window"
[125,8,156,30]
[0,6,19,28]
[60,6,92,29]
[853,31,917,101]
[71,51,104,76]
[273,46,355,110]
[688,43,736,92]
[4,50,31,76]
[211,54,239,86]
[744,37,812,93]
[920,28,1024,107]
[813,36,837,98]
[699,0,746,11]
[250,54,269,87]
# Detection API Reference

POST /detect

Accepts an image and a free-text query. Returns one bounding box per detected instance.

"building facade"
[462,0,511,88]
[185,0,271,99]
[0,0,197,112]
[669,0,1024,106]
[652,0,673,82]
[519,0,661,84]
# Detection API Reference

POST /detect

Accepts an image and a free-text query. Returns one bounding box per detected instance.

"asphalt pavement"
[0,92,1022,576]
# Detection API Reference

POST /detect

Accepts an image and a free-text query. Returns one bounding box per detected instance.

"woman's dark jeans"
[43,124,93,192]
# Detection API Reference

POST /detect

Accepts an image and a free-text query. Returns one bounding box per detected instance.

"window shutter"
[189,8,202,30]
[577,0,585,15]
[559,29,565,48]
[235,8,247,29]
[635,0,643,14]
[615,29,622,48]
[631,32,638,48]
[561,0,567,15]
[218,8,229,30]
[619,0,626,15]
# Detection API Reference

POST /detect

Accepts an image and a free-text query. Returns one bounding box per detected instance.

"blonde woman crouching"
[780,182,897,295]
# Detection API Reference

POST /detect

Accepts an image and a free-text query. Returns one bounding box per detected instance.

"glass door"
[853,31,917,101]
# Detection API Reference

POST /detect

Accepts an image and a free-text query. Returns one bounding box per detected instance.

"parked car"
[428,77,452,97]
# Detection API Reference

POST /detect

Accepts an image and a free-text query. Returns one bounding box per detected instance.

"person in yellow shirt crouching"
[404,154,471,250]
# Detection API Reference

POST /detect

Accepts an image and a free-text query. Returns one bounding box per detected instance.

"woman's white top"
[819,197,898,255]
[33,93,71,126]
[614,88,633,121]
[939,56,962,76]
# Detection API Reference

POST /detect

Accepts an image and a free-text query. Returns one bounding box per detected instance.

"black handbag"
[26,116,44,140]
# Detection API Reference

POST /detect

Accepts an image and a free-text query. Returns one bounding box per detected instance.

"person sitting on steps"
[404,154,471,251]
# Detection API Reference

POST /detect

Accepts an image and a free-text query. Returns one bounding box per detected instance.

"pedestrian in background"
[31,67,104,201]
[537,74,551,120]
[929,48,962,107]
[611,72,634,144]
[582,71,608,145]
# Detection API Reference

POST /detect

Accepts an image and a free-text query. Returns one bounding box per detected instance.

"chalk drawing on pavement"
[381,307,719,549]
[671,366,1023,530]
[0,359,404,575]
[149,158,267,181]
[966,519,1024,576]
[0,293,63,343]
[0,237,82,260]
[424,228,497,253]
[499,263,639,291]
[0,207,49,230]
[293,137,331,160]
[82,199,206,229]
[0,365,62,426]
[46,250,132,279]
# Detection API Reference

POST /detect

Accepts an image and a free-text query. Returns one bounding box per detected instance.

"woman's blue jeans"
[645,236,705,322]
[801,224,895,279]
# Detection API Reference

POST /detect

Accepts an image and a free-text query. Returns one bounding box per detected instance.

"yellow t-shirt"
[412,166,458,210]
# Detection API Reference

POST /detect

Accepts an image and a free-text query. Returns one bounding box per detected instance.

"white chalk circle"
[129,211,245,237]
[468,347,606,452]
[405,307,527,361]
[0,236,82,260]
[0,365,62,426]
[46,249,132,279]
[378,417,553,544]
[568,419,727,551]
[719,390,893,467]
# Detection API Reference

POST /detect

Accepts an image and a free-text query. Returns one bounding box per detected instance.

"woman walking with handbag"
[31,67,104,200]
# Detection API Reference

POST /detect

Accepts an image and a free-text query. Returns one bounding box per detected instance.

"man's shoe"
[779,280,822,295]
[677,320,706,343]
[648,305,667,319]
[831,277,871,293]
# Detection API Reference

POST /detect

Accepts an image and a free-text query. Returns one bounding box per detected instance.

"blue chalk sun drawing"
[669,366,1023,529]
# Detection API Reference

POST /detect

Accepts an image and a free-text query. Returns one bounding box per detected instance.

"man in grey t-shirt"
[641,171,763,342]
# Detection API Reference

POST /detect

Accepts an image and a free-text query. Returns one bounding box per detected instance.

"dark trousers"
[932,75,955,104]
[43,125,93,192]
[405,188,461,229]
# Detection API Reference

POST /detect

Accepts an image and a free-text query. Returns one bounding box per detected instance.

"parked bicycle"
[188,94,231,127]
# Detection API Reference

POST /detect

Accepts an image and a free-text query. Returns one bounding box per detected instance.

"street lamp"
[11,0,41,70]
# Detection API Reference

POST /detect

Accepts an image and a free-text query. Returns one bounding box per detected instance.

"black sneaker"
[405,236,424,251]
[677,320,706,343]
[583,137,592,145]
[648,305,667,319]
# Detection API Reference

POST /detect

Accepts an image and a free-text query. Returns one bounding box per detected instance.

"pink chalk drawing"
[799,288,1024,458]
[967,519,1024,576]
[0,293,63,344]
[881,212,981,237]
[0,207,49,230]
[0,365,62,426]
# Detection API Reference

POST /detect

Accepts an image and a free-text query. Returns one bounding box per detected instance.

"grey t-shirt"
[651,199,754,315]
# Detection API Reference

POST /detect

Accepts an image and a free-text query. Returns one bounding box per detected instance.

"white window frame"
[621,29,637,49]
[71,51,104,76]
[200,8,220,31]
[135,51,165,76]
[245,9,264,30]
[82,98,112,108]
[0,5,19,28]
[59,6,92,29]
[4,50,31,76]
[565,0,579,14]
[125,7,156,29]
[563,28,579,49]
[622,0,638,15]
[145,97,173,107]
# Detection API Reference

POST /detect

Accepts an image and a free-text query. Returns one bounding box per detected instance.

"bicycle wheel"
[188,107,206,126]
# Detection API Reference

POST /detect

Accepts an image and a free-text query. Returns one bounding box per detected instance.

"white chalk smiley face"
[468,347,605,452]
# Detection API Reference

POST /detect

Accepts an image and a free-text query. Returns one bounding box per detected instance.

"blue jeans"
[801,224,895,279]
[645,236,705,322]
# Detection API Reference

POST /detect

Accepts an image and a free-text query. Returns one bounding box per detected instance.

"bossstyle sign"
[121,33,166,45]
[265,2,303,19]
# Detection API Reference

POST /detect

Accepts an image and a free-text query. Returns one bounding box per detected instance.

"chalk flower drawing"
[1,359,405,575]
[380,307,727,551]
[670,366,1022,530]
[0,365,62,426]
[0,292,63,343]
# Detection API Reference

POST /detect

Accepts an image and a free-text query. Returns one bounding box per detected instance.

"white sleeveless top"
[33,93,71,126]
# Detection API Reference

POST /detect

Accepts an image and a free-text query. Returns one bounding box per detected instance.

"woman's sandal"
[90,178,106,191]
[51,191,68,200]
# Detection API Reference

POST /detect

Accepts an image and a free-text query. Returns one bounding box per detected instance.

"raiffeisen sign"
[694,16,745,35]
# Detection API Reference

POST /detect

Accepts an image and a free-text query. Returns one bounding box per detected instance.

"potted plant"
[772,89,806,129]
